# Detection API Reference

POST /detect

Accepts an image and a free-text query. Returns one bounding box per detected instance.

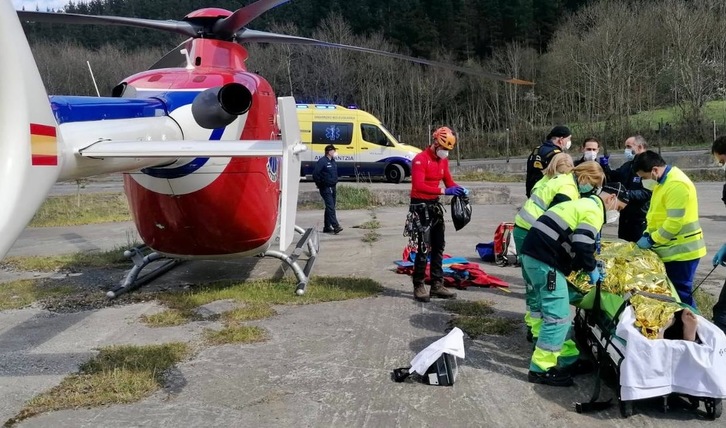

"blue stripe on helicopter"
[50,96,168,124]
[50,92,203,124]
[49,92,227,179]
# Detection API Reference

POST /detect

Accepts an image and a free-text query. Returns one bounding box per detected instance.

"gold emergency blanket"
[630,294,682,339]
[568,241,682,339]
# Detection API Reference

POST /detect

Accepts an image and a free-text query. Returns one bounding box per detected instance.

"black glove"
[722,183,726,207]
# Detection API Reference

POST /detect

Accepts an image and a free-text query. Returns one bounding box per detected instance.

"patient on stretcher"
[659,308,699,342]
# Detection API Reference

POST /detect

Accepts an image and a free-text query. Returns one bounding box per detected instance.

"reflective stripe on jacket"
[515,173,580,231]
[646,166,706,262]
[521,196,605,275]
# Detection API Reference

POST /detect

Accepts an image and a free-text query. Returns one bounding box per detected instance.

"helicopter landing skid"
[106,245,182,299]
[262,225,319,295]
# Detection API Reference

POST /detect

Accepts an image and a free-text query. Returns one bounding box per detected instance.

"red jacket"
[410,147,457,200]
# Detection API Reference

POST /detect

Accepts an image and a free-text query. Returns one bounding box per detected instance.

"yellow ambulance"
[297,104,421,183]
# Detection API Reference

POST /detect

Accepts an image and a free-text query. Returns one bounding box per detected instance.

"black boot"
[528,367,574,387]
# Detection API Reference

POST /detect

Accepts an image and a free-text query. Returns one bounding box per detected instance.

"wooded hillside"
[21,0,726,156]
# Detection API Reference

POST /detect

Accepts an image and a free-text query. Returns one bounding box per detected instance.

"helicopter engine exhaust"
[191,83,253,129]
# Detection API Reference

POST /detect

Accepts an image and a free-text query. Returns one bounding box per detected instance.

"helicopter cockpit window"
[360,124,389,147]
[311,122,353,145]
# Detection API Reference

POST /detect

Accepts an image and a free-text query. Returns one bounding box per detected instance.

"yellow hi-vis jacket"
[515,173,580,231]
[646,166,706,262]
[521,196,605,275]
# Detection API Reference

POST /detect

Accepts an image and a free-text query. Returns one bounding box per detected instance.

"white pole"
[87,60,100,97]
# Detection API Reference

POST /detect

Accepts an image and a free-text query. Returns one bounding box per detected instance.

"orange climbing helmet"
[433,126,456,150]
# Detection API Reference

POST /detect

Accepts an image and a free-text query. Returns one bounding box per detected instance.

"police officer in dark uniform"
[526,126,572,197]
[709,135,726,334]
[598,135,651,242]
[312,144,342,234]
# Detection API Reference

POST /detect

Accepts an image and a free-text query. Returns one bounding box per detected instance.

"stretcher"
[571,277,726,419]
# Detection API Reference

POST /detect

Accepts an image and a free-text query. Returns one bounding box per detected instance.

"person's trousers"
[713,280,726,334]
[411,202,445,286]
[664,259,700,308]
[319,186,339,230]
[514,226,541,337]
[522,254,579,372]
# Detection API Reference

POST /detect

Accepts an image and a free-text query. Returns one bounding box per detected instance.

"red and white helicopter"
[1,0,531,298]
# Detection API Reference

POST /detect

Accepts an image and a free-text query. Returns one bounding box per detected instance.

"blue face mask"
[579,183,594,194]
[624,148,635,161]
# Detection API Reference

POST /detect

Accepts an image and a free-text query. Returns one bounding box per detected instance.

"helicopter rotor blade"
[214,0,290,39]
[17,11,199,38]
[236,29,534,85]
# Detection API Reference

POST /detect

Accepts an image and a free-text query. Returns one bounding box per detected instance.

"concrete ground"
[2,181,726,427]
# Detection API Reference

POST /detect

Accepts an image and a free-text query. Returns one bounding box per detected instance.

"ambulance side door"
[357,123,390,177]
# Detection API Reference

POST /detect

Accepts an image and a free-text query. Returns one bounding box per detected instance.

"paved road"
[2,183,726,427]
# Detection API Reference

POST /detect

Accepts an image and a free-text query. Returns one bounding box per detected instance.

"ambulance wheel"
[619,400,634,418]
[385,164,404,183]
[705,398,722,420]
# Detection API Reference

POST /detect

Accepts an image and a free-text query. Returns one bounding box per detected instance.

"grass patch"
[449,316,521,337]
[1,248,131,272]
[139,309,192,327]
[682,168,726,182]
[456,170,523,182]
[356,219,381,230]
[362,230,381,243]
[0,279,76,310]
[204,325,268,345]
[336,185,378,210]
[8,343,189,426]
[150,277,381,323]
[298,185,379,210]
[694,289,716,321]
[30,192,131,227]
[442,300,496,317]
[221,303,277,323]
[442,299,520,337]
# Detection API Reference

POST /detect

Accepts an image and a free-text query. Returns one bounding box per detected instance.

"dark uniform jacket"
[526,140,562,197]
[604,160,651,241]
[312,156,338,188]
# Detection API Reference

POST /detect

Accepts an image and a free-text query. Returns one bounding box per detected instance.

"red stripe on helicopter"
[30,123,58,166]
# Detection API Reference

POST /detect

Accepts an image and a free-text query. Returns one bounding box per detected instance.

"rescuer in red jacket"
[408,126,468,302]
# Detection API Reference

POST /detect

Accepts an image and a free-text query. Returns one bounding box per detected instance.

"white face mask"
[642,179,656,190]
[606,210,620,224]
[584,151,597,161]
[436,149,449,159]
[624,148,635,161]
[564,139,572,151]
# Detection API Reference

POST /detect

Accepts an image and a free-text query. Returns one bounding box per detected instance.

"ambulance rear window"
[311,122,353,145]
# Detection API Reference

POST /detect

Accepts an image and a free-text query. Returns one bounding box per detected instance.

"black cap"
[324,144,337,153]
[547,125,571,140]
[601,182,630,203]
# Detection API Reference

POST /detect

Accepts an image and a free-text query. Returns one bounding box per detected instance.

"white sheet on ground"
[410,327,465,375]
[616,306,726,401]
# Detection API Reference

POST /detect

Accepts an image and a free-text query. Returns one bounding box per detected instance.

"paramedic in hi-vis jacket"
[514,159,604,343]
[521,183,629,387]
[408,126,468,303]
[633,150,707,308]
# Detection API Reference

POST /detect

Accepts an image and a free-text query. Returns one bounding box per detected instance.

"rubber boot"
[413,284,430,302]
[430,281,456,299]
